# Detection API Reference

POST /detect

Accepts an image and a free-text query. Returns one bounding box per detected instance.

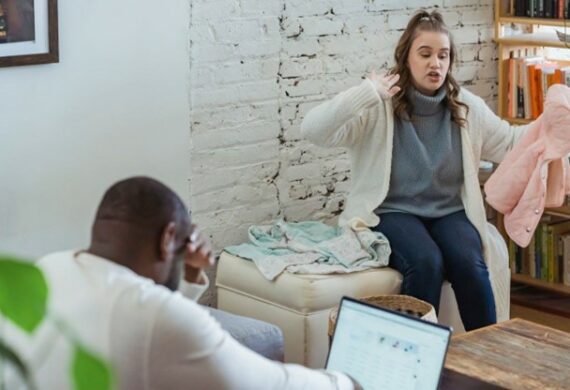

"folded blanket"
[224,220,391,280]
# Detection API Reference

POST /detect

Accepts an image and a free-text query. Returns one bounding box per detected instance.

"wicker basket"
[328,295,438,339]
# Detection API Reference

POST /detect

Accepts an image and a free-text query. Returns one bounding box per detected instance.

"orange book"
[553,68,564,85]
[534,64,544,117]
[528,65,539,119]
[507,58,516,118]
[542,63,558,92]
[523,56,543,119]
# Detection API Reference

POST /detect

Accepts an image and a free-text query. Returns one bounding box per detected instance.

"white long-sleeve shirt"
[3,251,354,390]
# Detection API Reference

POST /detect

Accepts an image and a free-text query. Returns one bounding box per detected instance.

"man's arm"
[178,225,214,301]
[148,293,356,390]
[178,272,209,301]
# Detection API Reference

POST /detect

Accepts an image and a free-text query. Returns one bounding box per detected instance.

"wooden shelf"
[545,207,570,217]
[505,117,532,124]
[495,36,570,48]
[498,16,570,27]
[512,273,570,296]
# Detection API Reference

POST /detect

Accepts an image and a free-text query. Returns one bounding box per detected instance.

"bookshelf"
[495,0,570,122]
[494,0,570,298]
[512,273,570,294]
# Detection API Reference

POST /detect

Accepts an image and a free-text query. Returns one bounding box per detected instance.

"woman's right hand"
[368,70,401,100]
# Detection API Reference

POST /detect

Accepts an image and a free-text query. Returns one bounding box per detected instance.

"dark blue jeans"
[373,210,496,331]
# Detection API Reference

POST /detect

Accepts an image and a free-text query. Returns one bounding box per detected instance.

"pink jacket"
[484,84,570,247]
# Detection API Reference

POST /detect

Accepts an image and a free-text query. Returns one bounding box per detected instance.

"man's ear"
[159,222,177,262]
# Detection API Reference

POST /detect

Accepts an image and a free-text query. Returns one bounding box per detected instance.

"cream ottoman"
[216,252,402,368]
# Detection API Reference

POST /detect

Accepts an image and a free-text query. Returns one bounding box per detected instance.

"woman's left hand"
[368,70,401,100]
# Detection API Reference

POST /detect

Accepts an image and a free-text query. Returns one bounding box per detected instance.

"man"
[9,177,356,389]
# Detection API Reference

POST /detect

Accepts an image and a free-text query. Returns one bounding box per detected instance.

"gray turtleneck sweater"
[375,87,464,218]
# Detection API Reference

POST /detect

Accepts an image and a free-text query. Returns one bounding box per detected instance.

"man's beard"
[164,259,184,291]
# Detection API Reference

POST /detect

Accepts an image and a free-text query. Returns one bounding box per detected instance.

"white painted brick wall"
[189,0,499,305]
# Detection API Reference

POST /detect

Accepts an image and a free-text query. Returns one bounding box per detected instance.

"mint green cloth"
[225,220,391,280]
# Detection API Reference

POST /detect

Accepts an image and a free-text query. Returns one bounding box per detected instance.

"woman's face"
[407,31,450,96]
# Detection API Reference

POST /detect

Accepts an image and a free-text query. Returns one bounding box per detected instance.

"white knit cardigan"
[301,80,530,322]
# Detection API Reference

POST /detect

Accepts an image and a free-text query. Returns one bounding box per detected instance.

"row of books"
[506,53,570,119]
[508,215,570,285]
[0,5,6,41]
[513,0,570,18]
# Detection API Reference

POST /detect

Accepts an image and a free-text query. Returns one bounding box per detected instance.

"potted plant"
[0,255,113,389]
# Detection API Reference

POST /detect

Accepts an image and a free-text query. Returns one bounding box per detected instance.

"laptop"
[326,296,452,390]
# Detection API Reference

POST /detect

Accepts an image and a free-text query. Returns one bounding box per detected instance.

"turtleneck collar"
[408,86,446,116]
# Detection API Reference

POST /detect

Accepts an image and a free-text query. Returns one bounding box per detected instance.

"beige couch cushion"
[216,252,403,313]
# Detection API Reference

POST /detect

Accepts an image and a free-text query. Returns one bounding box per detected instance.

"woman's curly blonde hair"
[391,10,469,127]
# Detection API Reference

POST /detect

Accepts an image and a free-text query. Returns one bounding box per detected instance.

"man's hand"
[184,224,215,284]
[368,69,401,100]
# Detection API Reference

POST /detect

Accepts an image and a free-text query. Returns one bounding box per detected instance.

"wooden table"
[443,318,570,389]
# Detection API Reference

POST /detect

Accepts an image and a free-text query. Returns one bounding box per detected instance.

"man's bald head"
[94,176,188,236]
[89,177,192,283]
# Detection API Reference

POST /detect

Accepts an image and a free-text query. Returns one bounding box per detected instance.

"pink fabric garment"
[484,84,570,247]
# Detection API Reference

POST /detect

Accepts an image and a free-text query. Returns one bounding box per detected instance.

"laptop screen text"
[326,298,450,390]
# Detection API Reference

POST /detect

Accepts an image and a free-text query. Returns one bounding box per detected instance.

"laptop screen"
[326,297,451,390]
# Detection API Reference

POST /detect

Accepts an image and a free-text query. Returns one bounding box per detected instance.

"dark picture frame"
[0,0,58,67]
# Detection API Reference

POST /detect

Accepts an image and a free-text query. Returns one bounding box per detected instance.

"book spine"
[556,234,563,282]
[547,226,554,282]
[536,223,542,279]
[541,223,548,280]
[541,69,549,104]
[509,239,516,272]
[517,58,525,118]
[514,240,520,273]
[521,240,529,275]
[517,0,527,15]
[508,57,516,118]
[554,69,563,85]
[545,0,551,17]
[529,236,536,278]
[563,235,570,286]
[534,66,544,118]
[529,65,539,119]
[523,62,532,119]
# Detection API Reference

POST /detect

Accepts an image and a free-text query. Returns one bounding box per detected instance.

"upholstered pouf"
[216,252,402,368]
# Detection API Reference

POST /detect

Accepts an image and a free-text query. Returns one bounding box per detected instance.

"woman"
[301,10,528,331]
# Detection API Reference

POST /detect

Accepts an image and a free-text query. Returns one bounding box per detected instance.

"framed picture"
[0,0,58,67]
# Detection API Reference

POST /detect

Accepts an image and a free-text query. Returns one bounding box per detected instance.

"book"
[508,56,518,118]
[548,220,570,282]
[562,234,570,286]
[562,66,570,87]
[529,236,537,278]
[517,58,525,118]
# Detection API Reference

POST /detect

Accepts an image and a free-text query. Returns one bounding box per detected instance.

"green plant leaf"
[71,345,114,390]
[0,256,48,333]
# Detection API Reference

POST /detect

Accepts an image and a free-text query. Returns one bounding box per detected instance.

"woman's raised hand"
[368,70,401,100]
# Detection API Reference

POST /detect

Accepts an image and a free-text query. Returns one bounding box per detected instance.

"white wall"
[0,0,191,258]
